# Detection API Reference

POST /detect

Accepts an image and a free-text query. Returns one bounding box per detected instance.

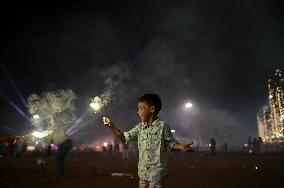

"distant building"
[258,69,284,143]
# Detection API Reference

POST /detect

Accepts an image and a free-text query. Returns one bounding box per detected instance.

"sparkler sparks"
[90,101,100,111]
[90,96,106,113]
[66,96,108,136]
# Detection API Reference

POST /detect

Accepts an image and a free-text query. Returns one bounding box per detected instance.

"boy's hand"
[102,117,112,128]
[181,142,194,152]
[102,117,125,143]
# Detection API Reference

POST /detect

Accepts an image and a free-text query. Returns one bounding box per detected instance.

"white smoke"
[99,62,132,106]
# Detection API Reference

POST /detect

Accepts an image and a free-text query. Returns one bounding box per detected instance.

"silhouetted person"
[7,136,20,158]
[258,137,263,152]
[224,143,228,152]
[0,143,3,158]
[108,143,113,154]
[21,140,28,156]
[252,137,258,153]
[210,138,216,155]
[114,138,120,153]
[47,139,53,157]
[122,143,129,159]
[102,146,107,153]
[247,136,252,153]
[55,139,73,177]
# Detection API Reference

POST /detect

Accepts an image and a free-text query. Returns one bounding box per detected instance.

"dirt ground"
[1,152,284,188]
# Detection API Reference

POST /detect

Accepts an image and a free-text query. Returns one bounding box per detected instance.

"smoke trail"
[67,63,132,136]
[99,62,131,106]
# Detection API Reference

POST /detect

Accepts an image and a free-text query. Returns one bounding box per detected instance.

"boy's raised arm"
[102,117,126,143]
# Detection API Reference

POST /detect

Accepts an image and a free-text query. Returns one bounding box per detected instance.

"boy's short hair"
[138,94,162,115]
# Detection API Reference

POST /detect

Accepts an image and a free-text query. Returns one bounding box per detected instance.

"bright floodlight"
[31,130,52,138]
[185,102,193,108]
[90,102,100,111]
[33,114,40,119]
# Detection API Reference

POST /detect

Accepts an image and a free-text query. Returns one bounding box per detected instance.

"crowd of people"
[0,135,24,158]
[247,136,263,153]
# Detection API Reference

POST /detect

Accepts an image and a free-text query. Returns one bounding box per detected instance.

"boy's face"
[137,101,155,122]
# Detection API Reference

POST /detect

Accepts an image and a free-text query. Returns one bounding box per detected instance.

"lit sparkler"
[90,96,105,113]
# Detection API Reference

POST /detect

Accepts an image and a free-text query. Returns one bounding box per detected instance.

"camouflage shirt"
[124,119,179,181]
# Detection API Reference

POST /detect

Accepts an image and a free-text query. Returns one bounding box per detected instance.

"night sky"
[0,0,283,145]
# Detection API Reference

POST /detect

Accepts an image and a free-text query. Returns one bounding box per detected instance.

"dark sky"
[0,0,283,145]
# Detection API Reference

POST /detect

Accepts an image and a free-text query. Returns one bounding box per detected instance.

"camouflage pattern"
[124,119,179,181]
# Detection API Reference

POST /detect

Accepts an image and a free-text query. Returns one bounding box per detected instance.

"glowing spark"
[90,102,100,111]
[90,96,104,113]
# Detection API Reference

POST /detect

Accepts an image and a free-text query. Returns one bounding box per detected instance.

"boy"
[102,94,193,188]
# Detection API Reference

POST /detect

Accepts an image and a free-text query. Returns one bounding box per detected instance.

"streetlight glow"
[33,114,40,119]
[185,102,193,108]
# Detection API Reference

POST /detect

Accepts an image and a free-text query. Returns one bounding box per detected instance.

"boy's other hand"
[182,142,194,152]
[102,117,112,127]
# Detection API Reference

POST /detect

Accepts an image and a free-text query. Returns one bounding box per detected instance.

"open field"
[1,152,284,188]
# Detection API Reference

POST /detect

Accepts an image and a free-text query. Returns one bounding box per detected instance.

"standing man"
[55,138,73,178]
[210,137,216,155]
